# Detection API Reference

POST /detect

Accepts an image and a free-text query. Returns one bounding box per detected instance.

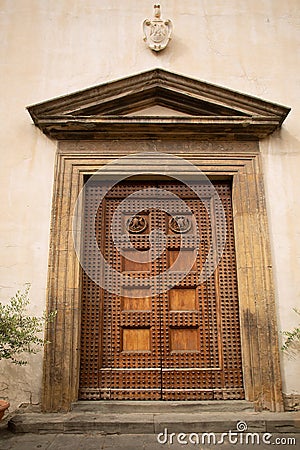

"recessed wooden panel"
[122,297,151,311]
[168,249,197,271]
[170,328,200,352]
[122,287,152,311]
[122,250,151,272]
[122,328,151,352]
[169,288,197,311]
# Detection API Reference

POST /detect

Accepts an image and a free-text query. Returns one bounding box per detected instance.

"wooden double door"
[79,179,244,400]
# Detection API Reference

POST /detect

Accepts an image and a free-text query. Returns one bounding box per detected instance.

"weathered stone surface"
[6,410,300,435]
[283,394,300,411]
[27,69,289,141]
[71,400,254,414]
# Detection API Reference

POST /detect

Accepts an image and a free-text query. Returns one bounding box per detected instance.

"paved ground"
[1,405,299,450]
[0,426,299,450]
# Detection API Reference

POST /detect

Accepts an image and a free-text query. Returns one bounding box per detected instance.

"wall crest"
[143,4,173,52]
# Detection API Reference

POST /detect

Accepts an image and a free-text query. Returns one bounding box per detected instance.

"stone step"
[8,411,300,435]
[71,400,254,414]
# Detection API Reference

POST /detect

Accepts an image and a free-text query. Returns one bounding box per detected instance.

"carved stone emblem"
[127,215,147,233]
[143,4,173,52]
[169,216,191,234]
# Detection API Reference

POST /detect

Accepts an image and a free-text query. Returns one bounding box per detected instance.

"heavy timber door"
[79,180,244,400]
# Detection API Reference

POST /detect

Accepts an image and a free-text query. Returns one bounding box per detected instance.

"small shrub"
[0,284,56,365]
[281,308,300,353]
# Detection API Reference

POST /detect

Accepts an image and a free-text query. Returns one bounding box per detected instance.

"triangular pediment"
[27,68,290,140]
[126,105,193,117]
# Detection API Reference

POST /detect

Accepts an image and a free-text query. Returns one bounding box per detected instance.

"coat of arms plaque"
[143,4,173,52]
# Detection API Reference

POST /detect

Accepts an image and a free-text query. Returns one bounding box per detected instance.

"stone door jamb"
[42,139,283,412]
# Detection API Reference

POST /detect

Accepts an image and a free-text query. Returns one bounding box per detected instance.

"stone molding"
[27,69,290,140]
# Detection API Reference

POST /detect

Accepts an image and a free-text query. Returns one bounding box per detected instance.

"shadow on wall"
[260,127,300,157]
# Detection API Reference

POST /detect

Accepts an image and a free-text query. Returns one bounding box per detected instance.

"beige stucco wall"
[0,0,299,412]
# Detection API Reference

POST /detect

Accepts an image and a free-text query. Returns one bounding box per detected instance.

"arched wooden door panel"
[79,180,244,400]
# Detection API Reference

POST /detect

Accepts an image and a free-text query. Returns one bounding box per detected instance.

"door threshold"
[72,400,254,413]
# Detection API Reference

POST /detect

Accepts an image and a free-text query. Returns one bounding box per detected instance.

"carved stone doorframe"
[27,69,289,411]
[42,139,283,412]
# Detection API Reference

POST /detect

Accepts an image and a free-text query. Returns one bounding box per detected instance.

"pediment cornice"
[27,69,290,140]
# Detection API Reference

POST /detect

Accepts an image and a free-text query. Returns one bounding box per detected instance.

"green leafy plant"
[0,284,56,365]
[281,308,300,352]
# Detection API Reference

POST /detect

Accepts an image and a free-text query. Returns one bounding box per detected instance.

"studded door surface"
[79,180,244,400]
